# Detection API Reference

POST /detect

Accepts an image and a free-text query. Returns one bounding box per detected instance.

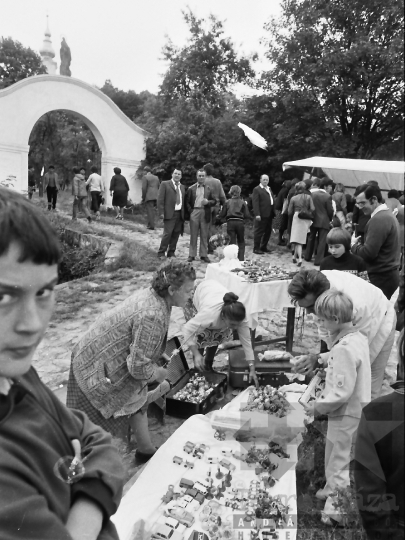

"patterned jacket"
[72,287,171,418]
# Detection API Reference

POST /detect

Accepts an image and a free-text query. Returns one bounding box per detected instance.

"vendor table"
[112,386,308,540]
[205,263,296,352]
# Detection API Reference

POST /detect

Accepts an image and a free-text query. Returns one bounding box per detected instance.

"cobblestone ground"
[34,214,399,484]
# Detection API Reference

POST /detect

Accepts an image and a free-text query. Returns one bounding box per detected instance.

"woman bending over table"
[67,260,196,463]
[183,279,259,387]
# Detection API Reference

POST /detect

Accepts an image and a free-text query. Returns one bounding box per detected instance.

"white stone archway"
[0,75,148,205]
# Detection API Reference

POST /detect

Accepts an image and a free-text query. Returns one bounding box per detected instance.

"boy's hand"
[303,401,316,416]
[291,354,318,375]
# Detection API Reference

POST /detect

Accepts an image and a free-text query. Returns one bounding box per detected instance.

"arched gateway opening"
[0,75,147,205]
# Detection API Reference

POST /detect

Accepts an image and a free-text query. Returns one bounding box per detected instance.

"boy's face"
[328,243,346,258]
[316,315,341,334]
[0,243,58,378]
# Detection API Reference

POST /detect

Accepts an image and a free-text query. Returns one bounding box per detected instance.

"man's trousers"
[158,211,183,256]
[189,208,208,258]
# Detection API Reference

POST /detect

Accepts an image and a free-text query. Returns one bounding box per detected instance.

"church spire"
[40,15,57,75]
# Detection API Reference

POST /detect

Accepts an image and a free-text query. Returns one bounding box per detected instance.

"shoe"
[187,257,195,262]
[134,448,157,464]
[147,226,155,230]
[115,215,120,220]
[167,254,176,258]
[261,248,272,253]
[292,258,297,264]
[200,257,211,263]
[314,262,320,267]
[253,250,264,255]
[87,216,92,223]
[207,250,214,255]
[277,240,286,246]
[157,253,166,259]
[297,261,302,267]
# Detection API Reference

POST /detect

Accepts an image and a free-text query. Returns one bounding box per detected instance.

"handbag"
[298,195,314,220]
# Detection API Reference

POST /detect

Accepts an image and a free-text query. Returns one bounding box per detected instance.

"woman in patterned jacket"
[67,260,195,463]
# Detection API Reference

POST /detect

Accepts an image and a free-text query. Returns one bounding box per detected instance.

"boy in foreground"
[304,289,371,525]
[0,187,124,540]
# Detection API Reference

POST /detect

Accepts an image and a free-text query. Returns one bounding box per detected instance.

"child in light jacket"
[305,289,371,525]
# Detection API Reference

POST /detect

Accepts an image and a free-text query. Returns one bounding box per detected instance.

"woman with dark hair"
[183,279,259,386]
[288,181,315,266]
[274,180,292,246]
[386,189,402,214]
[109,167,129,220]
[332,183,347,226]
[67,260,196,462]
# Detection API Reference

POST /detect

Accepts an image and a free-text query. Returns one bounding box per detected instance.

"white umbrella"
[237,122,268,150]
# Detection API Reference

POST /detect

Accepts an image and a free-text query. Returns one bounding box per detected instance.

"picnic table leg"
[285,307,295,352]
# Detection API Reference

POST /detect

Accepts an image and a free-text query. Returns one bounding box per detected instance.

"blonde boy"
[306,289,371,521]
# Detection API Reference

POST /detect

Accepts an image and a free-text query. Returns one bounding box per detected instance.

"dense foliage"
[0,37,47,89]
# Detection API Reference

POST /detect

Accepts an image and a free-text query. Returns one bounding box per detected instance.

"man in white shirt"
[157,169,186,258]
[86,166,105,220]
[251,174,275,255]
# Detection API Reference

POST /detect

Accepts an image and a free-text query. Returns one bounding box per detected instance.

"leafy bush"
[58,242,105,283]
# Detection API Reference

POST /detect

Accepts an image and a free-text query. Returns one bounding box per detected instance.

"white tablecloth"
[112,387,308,540]
[205,264,294,328]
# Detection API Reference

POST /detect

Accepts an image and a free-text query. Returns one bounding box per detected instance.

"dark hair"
[90,165,98,173]
[0,187,60,265]
[114,167,121,174]
[287,269,330,304]
[362,185,383,203]
[312,177,321,187]
[151,260,196,297]
[144,165,152,173]
[366,180,379,187]
[221,292,246,322]
[291,178,300,185]
[326,227,351,250]
[283,180,292,189]
[203,163,214,176]
[320,177,333,189]
[72,166,79,174]
[388,189,399,199]
[354,184,367,197]
[49,165,55,170]
[197,169,206,176]
[304,178,313,188]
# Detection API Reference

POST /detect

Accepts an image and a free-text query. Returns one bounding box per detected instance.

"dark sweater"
[354,383,404,539]
[219,197,249,222]
[352,208,400,275]
[0,368,124,540]
[320,251,368,278]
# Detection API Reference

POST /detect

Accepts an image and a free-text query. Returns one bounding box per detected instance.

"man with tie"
[157,168,186,258]
[252,174,275,255]
[186,169,217,263]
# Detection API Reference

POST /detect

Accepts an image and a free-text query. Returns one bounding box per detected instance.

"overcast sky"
[1,0,281,94]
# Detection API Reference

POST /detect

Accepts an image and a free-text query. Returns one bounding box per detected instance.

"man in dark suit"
[252,174,275,254]
[305,178,334,265]
[186,169,217,263]
[142,166,160,230]
[157,168,186,258]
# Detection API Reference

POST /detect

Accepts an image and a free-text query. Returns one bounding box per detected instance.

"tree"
[160,9,256,113]
[29,112,100,182]
[0,37,47,89]
[261,0,404,158]
[99,80,152,121]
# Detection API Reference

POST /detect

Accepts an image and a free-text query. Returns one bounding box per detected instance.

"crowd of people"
[3,161,404,539]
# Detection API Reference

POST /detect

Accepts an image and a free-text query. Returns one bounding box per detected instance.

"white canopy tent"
[283,156,405,192]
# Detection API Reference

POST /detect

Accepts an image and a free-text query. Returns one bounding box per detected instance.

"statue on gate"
[60,38,71,76]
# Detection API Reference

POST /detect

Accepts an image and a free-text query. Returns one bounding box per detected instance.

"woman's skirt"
[183,300,233,349]
[66,365,130,437]
[290,211,312,245]
[112,190,128,208]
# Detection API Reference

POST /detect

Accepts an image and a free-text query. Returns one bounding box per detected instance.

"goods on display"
[298,373,326,407]
[230,261,294,283]
[240,386,290,417]
[258,351,293,362]
[149,438,292,540]
[172,374,217,404]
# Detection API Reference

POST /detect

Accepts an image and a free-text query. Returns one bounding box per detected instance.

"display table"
[112,387,308,540]
[205,264,296,352]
